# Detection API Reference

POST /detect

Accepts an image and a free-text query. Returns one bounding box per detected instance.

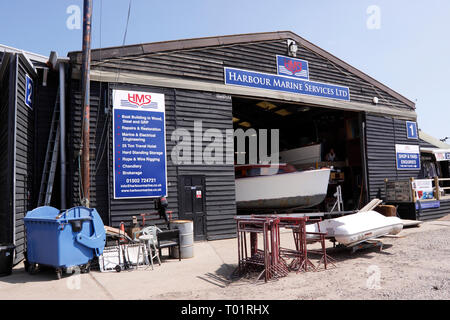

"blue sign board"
[113,90,167,199]
[276,55,309,80]
[406,121,418,139]
[415,200,440,210]
[446,153,450,160]
[25,74,33,109]
[395,144,420,170]
[224,67,350,101]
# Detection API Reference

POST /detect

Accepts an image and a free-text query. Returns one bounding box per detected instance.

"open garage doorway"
[232,96,367,213]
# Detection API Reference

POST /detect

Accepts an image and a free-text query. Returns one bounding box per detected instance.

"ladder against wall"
[38,90,60,207]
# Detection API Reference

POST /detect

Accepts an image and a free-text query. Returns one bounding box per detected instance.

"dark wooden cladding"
[174,89,236,240]
[14,55,36,262]
[0,54,13,244]
[71,38,414,112]
[68,80,109,223]
[33,69,59,208]
[365,113,421,200]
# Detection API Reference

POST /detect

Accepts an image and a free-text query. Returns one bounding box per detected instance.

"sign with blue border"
[415,200,440,210]
[434,151,450,161]
[25,74,33,109]
[406,121,418,139]
[276,55,309,80]
[395,144,420,170]
[224,67,350,101]
[112,89,167,199]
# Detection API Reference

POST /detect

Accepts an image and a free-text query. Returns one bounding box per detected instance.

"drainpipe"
[59,62,67,210]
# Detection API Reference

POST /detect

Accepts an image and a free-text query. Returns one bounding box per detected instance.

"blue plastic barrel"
[24,206,106,269]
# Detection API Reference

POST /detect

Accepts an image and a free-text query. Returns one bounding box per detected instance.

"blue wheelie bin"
[24,206,106,279]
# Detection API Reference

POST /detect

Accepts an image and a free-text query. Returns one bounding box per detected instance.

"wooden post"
[384,178,388,201]
[434,176,440,200]
[410,177,416,203]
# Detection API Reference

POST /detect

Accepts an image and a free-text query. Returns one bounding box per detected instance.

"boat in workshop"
[279,143,322,166]
[235,164,331,209]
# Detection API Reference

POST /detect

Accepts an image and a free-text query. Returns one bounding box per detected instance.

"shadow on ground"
[0,265,67,284]
[0,261,95,284]
[313,243,394,263]
[196,263,245,288]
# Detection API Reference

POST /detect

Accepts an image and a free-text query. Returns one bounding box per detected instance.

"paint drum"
[170,220,194,259]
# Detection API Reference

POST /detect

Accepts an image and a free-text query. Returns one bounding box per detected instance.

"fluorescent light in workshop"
[239,121,251,127]
[256,101,277,110]
[275,109,292,116]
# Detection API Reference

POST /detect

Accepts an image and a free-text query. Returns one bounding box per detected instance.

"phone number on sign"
[125,178,157,183]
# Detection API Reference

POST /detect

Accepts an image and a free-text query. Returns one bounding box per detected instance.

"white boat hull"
[235,168,331,209]
[279,144,322,166]
[306,210,403,245]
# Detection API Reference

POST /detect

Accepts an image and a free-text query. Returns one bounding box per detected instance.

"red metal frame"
[234,213,337,281]
[235,216,289,282]
[305,218,336,270]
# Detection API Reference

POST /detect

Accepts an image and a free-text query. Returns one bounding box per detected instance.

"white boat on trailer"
[235,164,331,209]
[305,210,403,246]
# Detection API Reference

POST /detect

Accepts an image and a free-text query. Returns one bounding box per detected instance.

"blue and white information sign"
[416,200,440,210]
[276,55,309,80]
[113,89,167,199]
[224,67,350,101]
[395,144,420,170]
[25,74,33,109]
[406,121,418,139]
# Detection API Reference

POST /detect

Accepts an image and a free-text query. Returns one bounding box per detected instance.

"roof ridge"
[67,30,414,108]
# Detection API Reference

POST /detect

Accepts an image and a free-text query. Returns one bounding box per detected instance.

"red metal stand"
[235,214,337,282]
[235,216,289,282]
[305,218,336,270]
[278,216,316,273]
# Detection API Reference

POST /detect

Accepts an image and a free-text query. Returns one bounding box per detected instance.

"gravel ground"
[1,216,449,300]
[155,218,450,300]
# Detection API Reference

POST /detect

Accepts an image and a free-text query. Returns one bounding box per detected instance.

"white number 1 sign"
[406,121,418,139]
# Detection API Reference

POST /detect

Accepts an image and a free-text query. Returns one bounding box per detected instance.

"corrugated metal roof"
[419,130,450,149]
[0,43,48,64]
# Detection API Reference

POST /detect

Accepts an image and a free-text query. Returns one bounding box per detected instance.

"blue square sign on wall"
[25,74,33,109]
[406,121,418,139]
[395,144,420,170]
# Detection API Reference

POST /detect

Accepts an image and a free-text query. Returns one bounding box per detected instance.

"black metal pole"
[80,0,92,207]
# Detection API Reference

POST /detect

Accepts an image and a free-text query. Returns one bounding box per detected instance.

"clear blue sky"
[1,0,449,141]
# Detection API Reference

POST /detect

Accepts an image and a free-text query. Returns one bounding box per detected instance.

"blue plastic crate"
[24,206,106,269]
